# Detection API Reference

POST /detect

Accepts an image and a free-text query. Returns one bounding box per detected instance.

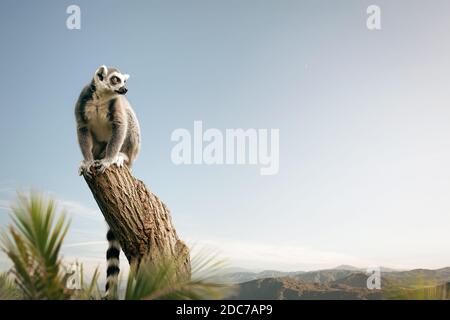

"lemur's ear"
[124,74,130,81]
[95,65,108,81]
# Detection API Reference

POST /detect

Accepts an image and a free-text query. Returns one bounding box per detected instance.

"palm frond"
[0,272,22,300]
[0,191,71,300]
[71,264,102,300]
[125,251,234,300]
[1,191,232,301]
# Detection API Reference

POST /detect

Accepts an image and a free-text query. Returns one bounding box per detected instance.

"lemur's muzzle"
[116,87,128,95]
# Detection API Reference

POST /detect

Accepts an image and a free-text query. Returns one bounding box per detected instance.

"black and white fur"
[75,65,140,176]
[105,229,121,297]
[74,65,141,297]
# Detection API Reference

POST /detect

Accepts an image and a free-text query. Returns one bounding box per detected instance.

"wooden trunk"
[83,166,190,275]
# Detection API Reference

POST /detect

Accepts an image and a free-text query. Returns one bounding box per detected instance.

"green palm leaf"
[1,191,231,300]
[124,251,234,300]
[1,192,71,300]
[0,272,21,300]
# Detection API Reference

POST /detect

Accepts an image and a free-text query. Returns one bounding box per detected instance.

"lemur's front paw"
[94,154,129,174]
[78,160,95,177]
[94,158,113,174]
[113,153,128,168]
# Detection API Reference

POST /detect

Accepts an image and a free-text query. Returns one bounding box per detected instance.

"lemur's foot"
[94,154,129,174]
[78,160,95,178]
[114,153,129,168]
[94,158,113,174]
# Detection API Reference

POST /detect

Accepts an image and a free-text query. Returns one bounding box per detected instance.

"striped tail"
[105,229,120,298]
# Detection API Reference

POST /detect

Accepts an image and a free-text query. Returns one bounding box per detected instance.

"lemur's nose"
[119,87,128,94]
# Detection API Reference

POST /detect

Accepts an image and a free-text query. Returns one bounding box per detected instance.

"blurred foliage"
[0,272,22,299]
[1,192,71,299]
[0,191,231,300]
[124,251,234,300]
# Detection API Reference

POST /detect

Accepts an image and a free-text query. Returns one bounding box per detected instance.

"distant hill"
[382,267,450,288]
[229,277,383,300]
[218,270,304,284]
[220,266,404,285]
[330,272,377,289]
[385,281,450,300]
[293,269,355,284]
[225,266,450,300]
[332,265,363,271]
[332,265,400,273]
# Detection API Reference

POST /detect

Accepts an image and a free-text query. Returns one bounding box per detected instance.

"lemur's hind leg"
[120,133,139,168]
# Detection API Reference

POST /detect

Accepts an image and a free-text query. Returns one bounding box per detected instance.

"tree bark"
[83,165,190,275]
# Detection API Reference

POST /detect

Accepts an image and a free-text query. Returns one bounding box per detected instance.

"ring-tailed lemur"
[74,65,141,297]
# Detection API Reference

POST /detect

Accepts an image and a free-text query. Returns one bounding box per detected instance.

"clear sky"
[1,0,450,276]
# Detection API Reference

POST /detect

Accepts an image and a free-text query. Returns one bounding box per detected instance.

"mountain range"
[220,265,450,300]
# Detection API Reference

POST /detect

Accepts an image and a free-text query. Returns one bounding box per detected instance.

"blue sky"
[1,0,450,275]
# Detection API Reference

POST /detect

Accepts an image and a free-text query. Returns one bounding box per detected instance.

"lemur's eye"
[110,76,121,85]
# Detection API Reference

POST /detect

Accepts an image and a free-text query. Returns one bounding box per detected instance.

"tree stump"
[83,165,190,275]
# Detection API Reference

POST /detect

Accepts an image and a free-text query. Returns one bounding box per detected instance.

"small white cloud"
[57,199,103,222]
[0,186,14,212]
[63,241,107,248]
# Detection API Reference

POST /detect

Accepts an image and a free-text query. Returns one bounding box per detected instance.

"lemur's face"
[94,65,130,95]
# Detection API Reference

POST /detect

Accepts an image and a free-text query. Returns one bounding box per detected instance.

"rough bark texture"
[83,165,190,275]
